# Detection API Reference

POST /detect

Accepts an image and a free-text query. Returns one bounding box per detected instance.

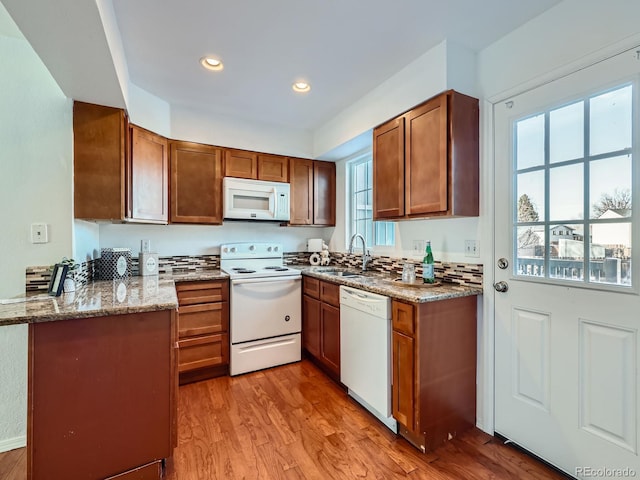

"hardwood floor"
[0,359,569,479]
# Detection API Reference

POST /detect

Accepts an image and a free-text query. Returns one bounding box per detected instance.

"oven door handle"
[231,275,301,285]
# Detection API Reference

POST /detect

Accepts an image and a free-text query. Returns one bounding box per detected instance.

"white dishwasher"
[340,285,397,432]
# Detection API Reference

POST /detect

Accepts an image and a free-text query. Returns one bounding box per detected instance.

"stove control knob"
[222,247,228,253]
[230,247,236,253]
[249,245,255,251]
[267,246,272,252]
[274,246,279,252]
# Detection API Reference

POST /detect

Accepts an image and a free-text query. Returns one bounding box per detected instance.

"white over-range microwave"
[223,177,291,221]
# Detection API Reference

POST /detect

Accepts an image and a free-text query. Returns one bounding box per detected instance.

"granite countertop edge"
[0,270,230,326]
[299,267,483,303]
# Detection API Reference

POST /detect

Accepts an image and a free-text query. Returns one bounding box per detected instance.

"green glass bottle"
[422,241,435,284]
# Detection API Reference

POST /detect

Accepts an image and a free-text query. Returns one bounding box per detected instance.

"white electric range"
[220,243,302,376]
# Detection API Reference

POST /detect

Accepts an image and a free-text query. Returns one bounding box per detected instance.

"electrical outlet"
[412,239,425,253]
[464,240,479,257]
[31,223,48,244]
[141,239,151,253]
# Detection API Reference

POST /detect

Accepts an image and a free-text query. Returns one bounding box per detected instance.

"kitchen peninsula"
[0,277,180,480]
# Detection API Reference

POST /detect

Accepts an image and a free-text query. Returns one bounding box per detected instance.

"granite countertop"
[0,276,181,326]
[300,266,482,303]
[0,269,231,326]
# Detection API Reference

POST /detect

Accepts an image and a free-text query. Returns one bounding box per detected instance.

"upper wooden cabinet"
[223,150,288,182]
[170,141,223,224]
[74,102,128,221]
[258,153,288,182]
[223,149,257,179]
[73,102,168,223]
[373,90,479,220]
[290,158,335,226]
[313,161,336,225]
[129,126,169,223]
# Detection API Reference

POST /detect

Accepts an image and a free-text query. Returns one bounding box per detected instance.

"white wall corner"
[128,82,172,138]
[73,220,100,262]
[170,104,313,158]
[312,41,448,158]
[95,0,131,108]
[444,40,478,98]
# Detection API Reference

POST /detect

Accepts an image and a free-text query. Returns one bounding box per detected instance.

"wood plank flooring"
[0,359,569,479]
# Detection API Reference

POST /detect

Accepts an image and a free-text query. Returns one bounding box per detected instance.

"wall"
[0,8,73,450]
[171,104,313,158]
[99,223,333,256]
[322,40,481,264]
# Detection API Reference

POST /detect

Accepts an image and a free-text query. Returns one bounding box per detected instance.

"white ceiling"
[3,0,562,132]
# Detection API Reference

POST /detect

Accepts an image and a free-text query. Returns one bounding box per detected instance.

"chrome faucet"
[348,233,372,271]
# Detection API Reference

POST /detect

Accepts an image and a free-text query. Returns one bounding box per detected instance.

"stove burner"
[264,266,289,271]
[233,269,256,274]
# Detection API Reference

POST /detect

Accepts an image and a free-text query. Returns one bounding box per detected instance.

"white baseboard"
[0,435,26,453]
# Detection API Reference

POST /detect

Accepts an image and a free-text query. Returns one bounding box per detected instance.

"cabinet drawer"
[178,334,228,372]
[392,300,415,336]
[176,280,228,305]
[303,277,320,299]
[178,302,228,338]
[320,280,340,307]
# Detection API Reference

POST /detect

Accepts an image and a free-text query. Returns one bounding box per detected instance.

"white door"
[494,48,640,479]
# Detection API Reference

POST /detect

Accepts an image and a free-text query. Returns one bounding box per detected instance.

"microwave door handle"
[272,187,278,218]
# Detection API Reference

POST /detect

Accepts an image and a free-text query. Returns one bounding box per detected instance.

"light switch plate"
[31,223,48,244]
[412,239,426,254]
[464,239,479,257]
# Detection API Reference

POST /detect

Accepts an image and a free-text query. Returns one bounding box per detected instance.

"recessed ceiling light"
[292,81,311,93]
[200,56,223,71]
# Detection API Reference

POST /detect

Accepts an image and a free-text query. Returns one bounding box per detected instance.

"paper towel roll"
[307,238,324,252]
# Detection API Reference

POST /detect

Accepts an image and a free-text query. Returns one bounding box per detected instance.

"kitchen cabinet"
[290,158,336,226]
[170,141,223,224]
[258,153,289,182]
[373,89,479,220]
[391,296,477,453]
[223,149,288,182]
[302,277,340,381]
[224,148,258,179]
[28,309,176,480]
[176,280,229,384]
[73,101,169,223]
[129,125,169,223]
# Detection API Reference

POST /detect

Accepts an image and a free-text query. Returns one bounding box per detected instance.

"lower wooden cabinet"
[176,279,229,384]
[302,276,340,381]
[28,310,175,480]
[391,296,477,453]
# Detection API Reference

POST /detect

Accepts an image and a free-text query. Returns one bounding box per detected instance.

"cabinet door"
[129,126,169,223]
[313,161,336,226]
[178,333,228,372]
[302,295,321,358]
[320,303,340,378]
[224,149,257,179]
[405,94,448,216]
[257,154,288,182]
[170,141,222,224]
[177,302,227,338]
[73,101,127,220]
[289,158,314,225]
[392,330,415,430]
[373,116,405,219]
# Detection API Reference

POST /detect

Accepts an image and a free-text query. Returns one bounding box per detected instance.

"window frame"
[512,81,637,291]
[346,152,396,250]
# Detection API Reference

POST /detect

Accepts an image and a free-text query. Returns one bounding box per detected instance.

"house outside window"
[347,154,395,249]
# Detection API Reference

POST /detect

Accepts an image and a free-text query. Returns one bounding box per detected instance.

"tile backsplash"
[26,251,482,291]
